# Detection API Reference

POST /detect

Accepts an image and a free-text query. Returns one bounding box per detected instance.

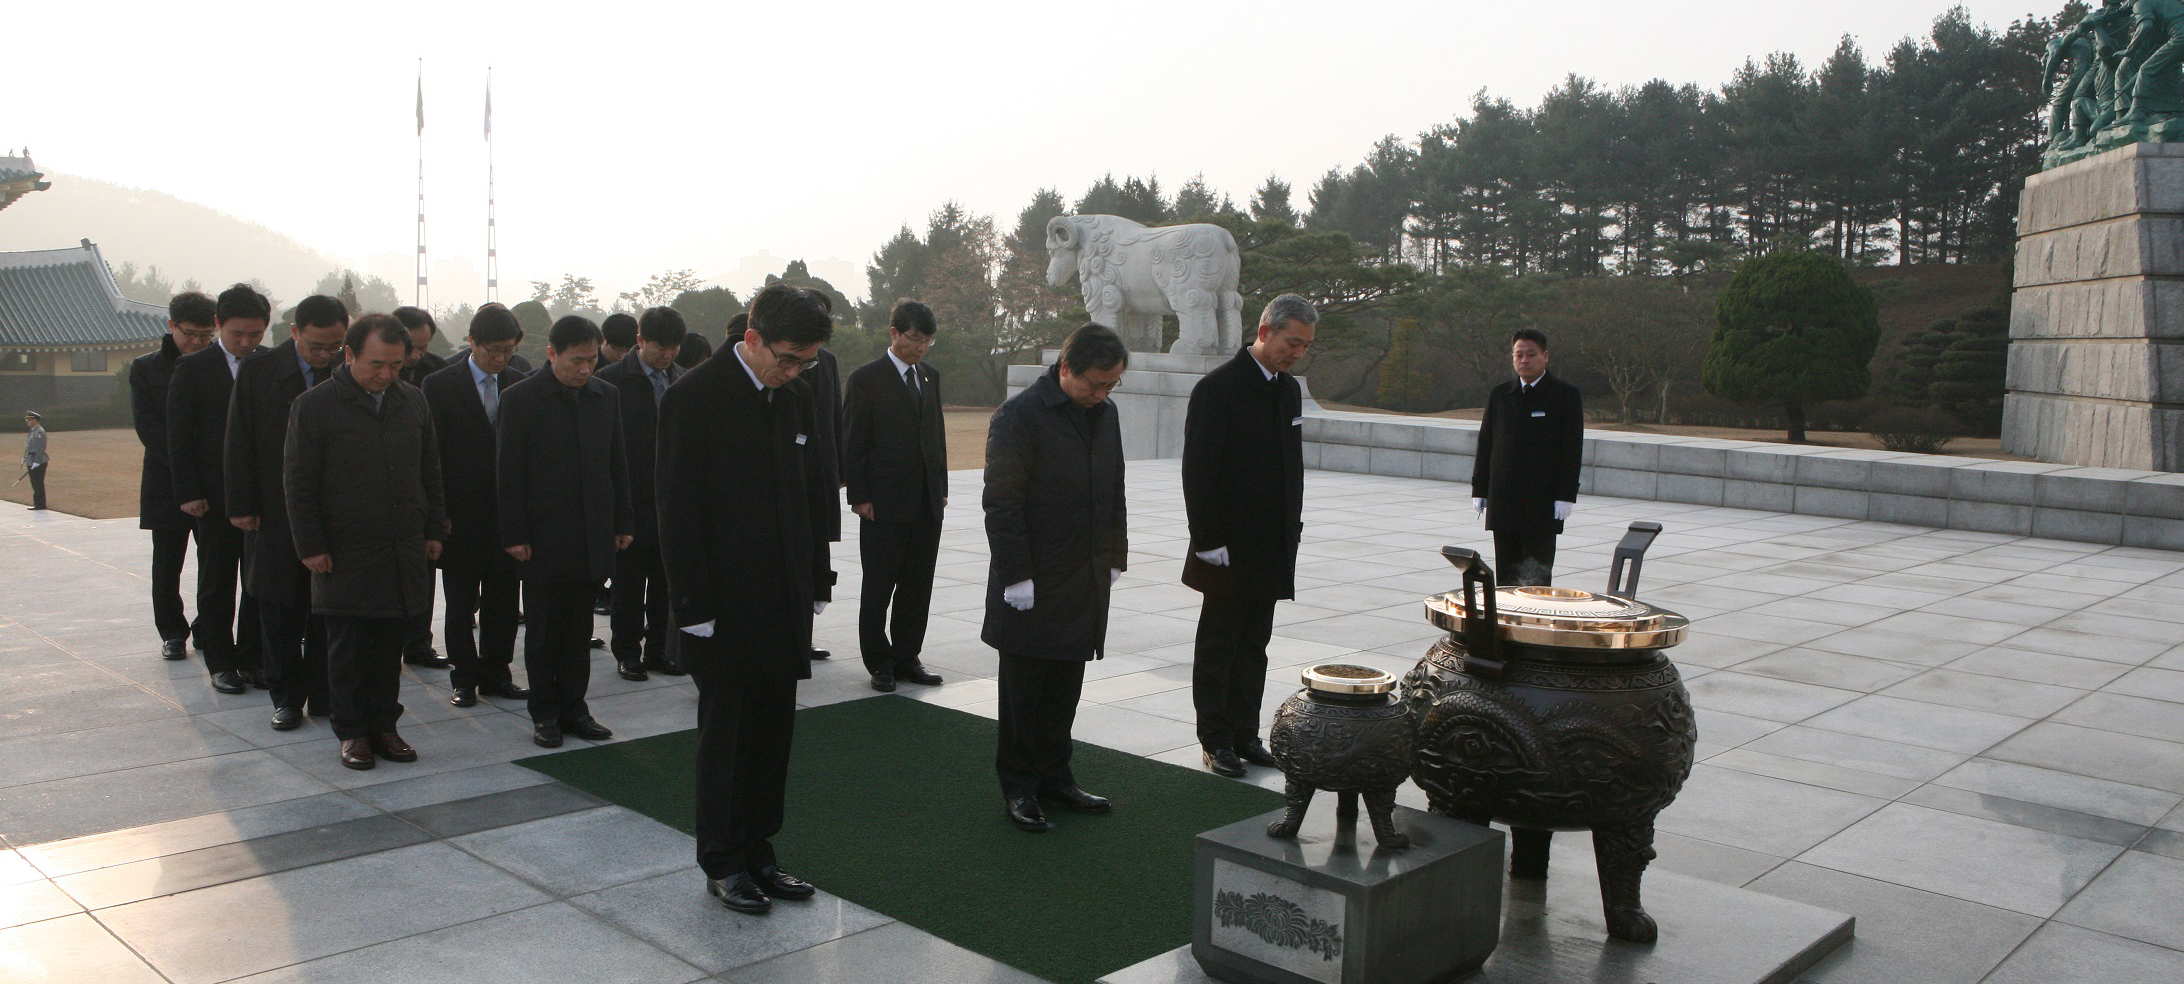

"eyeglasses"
[892,332,936,349]
[176,329,215,342]
[765,344,818,372]
[301,341,346,357]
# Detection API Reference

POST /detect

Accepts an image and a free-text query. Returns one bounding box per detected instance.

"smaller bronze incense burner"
[1266,663,1415,848]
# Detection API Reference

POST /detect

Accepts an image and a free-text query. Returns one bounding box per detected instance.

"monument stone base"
[1190,806,1503,984]
[1110,827,1852,984]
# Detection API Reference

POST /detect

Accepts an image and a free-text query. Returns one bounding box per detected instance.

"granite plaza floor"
[3,459,2183,984]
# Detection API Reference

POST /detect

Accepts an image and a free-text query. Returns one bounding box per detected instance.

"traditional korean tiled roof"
[0,240,169,349]
[0,154,51,213]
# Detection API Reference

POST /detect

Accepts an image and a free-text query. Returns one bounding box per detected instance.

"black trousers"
[403,580,436,659]
[609,541,675,663]
[443,568,519,690]
[26,463,45,509]
[192,515,261,674]
[996,652,1087,800]
[1192,590,1277,751]
[689,660,797,879]
[324,615,404,740]
[259,568,328,712]
[858,514,942,674]
[149,526,194,643]
[1492,528,1558,586]
[523,580,596,725]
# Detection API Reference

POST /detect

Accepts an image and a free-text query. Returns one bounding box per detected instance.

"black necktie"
[905,366,919,395]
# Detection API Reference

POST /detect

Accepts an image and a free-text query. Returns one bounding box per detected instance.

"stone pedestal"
[1006,351,1320,461]
[2006,142,2184,471]
[1190,806,1503,984]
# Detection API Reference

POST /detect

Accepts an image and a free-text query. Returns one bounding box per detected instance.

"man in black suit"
[227,295,347,730]
[983,324,1130,833]
[499,316,632,748]
[843,300,948,692]
[1471,328,1583,586]
[595,307,685,681]
[658,284,835,915]
[132,292,216,660]
[1182,295,1315,778]
[392,306,452,670]
[424,305,532,708]
[166,283,269,695]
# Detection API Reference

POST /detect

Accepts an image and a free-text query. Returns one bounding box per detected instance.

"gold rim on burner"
[1302,663,1398,695]
[1423,587,1689,650]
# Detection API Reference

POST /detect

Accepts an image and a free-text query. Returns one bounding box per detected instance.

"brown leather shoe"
[340,737,376,770]
[370,731,417,763]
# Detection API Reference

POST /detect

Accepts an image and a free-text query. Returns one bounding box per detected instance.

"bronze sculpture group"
[2044,0,2184,167]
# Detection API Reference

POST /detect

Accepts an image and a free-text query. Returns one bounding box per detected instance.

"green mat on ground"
[515,695,1283,984]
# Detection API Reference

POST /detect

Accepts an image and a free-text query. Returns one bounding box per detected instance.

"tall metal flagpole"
[486,67,499,304]
[415,58,430,308]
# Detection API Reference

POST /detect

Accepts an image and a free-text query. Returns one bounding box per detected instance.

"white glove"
[813,601,827,615]
[1195,547,1230,567]
[1003,579,1034,611]
[1472,497,1486,516]
[1554,501,1574,522]
[1111,568,1121,585]
[681,620,715,638]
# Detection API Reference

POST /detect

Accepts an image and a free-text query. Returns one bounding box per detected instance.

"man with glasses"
[843,300,948,692]
[132,292,218,659]
[424,305,532,708]
[595,306,686,681]
[167,283,269,696]
[228,294,349,728]
[658,283,836,915]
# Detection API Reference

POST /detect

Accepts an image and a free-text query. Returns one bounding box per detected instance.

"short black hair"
[215,282,272,325]
[638,307,687,347]
[549,315,604,352]
[1511,327,1549,351]
[169,291,216,326]
[346,313,413,355]
[747,283,834,348]
[392,306,438,336]
[1061,322,1128,375]
[295,295,350,331]
[725,313,749,339]
[675,333,712,368]
[468,303,522,345]
[600,313,638,349]
[890,300,936,336]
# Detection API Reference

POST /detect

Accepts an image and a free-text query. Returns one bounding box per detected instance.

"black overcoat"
[1181,347,1305,600]
[656,351,834,682]
[129,336,191,531]
[166,342,262,513]
[423,359,525,574]
[495,371,633,584]
[980,364,1129,662]
[842,353,947,525]
[226,339,313,606]
[592,350,679,547]
[283,368,446,619]
[399,350,449,389]
[1470,371,1584,535]
[809,347,845,542]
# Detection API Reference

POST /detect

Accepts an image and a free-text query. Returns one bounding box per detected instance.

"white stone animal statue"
[1045,214,1244,355]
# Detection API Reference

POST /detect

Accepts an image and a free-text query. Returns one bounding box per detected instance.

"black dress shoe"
[210,670,247,695]
[533,721,563,748]
[562,717,613,741]
[897,663,944,686]
[870,670,896,692]
[237,668,269,690]
[161,639,187,661]
[449,687,478,708]
[1040,785,1111,813]
[707,873,772,914]
[1204,747,1245,778]
[642,657,686,676]
[340,737,375,770]
[616,658,648,682]
[483,681,531,700]
[403,649,450,668]
[1007,796,1050,832]
[750,866,816,900]
[1237,741,1280,769]
[270,706,303,731]
[808,648,830,661]
[589,636,606,649]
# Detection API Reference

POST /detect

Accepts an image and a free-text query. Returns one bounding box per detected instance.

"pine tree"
[1704,249,1880,442]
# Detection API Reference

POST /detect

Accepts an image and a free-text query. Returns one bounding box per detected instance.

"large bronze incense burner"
[1402,523,1696,943]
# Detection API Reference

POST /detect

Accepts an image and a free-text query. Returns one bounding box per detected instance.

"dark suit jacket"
[809,347,844,542]
[842,353,946,525]
[1181,347,1304,599]
[980,364,1128,662]
[592,350,680,547]
[130,336,191,531]
[1471,371,1583,534]
[285,368,445,619]
[400,350,449,389]
[496,370,633,584]
[226,339,317,606]
[166,342,263,513]
[423,359,525,574]
[657,350,833,682]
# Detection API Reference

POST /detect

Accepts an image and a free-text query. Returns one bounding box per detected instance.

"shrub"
[1866,405,1957,454]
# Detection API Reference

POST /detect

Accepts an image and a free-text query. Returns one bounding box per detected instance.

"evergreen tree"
[1250,176,1299,226]
[1704,250,1880,441]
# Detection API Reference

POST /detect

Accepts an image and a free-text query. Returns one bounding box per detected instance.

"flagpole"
[486,66,499,304]
[415,57,430,309]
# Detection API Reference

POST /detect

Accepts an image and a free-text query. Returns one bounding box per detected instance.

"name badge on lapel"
[795,433,808,445]
[1530,410,1547,418]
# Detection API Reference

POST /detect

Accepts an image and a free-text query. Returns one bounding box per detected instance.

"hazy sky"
[12,1,2048,304]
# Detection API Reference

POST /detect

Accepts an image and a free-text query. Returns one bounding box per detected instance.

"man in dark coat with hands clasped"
[131,292,216,660]
[843,299,949,693]
[1471,327,1583,586]
[657,284,836,916]
[166,282,268,695]
[594,306,686,682]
